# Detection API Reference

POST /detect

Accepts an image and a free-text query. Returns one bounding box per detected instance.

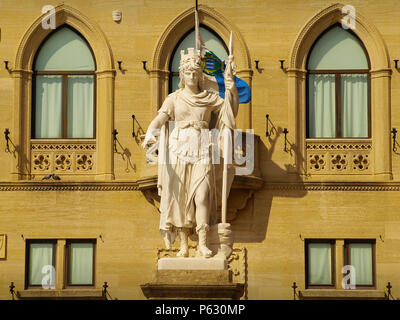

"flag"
[202,51,251,104]
[195,9,251,104]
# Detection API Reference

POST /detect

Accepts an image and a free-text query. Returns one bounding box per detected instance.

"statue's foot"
[198,245,212,258]
[177,247,189,257]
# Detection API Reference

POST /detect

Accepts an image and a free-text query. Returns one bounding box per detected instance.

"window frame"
[65,239,96,287]
[344,239,376,289]
[31,25,97,140]
[168,24,229,94]
[25,239,57,289]
[305,239,336,289]
[306,24,371,139]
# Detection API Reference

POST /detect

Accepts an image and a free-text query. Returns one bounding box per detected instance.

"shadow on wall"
[134,114,308,244]
[231,116,308,243]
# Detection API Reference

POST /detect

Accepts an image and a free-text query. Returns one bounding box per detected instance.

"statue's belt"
[175,120,209,130]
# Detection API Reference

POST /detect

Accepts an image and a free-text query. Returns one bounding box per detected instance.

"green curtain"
[35,27,95,71]
[67,76,94,138]
[341,74,368,138]
[35,75,63,138]
[307,26,368,70]
[349,243,373,285]
[308,74,336,138]
[29,243,53,285]
[70,243,94,285]
[308,243,332,285]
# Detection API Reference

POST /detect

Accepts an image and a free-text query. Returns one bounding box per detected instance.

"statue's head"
[179,48,203,90]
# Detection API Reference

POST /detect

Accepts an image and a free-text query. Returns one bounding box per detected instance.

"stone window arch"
[288,3,392,180]
[150,4,252,130]
[11,5,115,180]
[169,25,228,93]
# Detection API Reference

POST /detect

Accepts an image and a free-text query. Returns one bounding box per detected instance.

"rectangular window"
[345,240,375,287]
[33,73,95,139]
[66,240,95,286]
[26,240,56,287]
[305,240,335,288]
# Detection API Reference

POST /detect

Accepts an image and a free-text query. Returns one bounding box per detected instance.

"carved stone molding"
[264,182,400,191]
[3,180,400,192]
[0,181,138,192]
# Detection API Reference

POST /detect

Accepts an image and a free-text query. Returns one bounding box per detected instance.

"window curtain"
[308,243,332,285]
[35,76,62,138]
[67,76,94,138]
[70,243,93,285]
[308,74,336,138]
[349,243,373,285]
[29,243,53,285]
[341,74,368,138]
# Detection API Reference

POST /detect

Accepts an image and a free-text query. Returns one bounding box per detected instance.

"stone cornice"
[2,179,400,192]
[0,181,138,191]
[265,181,400,191]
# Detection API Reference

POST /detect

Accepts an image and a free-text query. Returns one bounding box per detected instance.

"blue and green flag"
[202,51,251,104]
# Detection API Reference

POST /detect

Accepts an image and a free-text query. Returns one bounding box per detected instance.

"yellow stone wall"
[1,0,400,299]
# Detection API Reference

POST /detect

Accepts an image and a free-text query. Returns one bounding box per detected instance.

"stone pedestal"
[141,257,244,300]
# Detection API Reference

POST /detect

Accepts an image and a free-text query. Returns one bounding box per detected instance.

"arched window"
[307,25,370,139]
[33,26,96,139]
[169,26,228,93]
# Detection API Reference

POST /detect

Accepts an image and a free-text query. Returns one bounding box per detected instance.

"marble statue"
[142,42,238,258]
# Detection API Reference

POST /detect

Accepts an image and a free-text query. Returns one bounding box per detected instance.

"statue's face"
[183,69,200,89]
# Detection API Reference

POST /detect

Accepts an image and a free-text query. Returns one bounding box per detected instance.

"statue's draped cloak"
[157,89,236,245]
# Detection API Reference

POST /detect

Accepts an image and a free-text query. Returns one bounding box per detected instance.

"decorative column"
[95,70,116,180]
[371,68,392,180]
[235,69,253,130]
[10,69,32,180]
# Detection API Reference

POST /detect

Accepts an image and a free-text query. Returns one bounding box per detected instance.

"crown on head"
[180,48,202,70]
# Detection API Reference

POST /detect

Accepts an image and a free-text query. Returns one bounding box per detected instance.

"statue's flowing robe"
[157,88,237,245]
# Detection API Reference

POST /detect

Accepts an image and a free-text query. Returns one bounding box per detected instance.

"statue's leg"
[176,228,189,257]
[194,179,212,258]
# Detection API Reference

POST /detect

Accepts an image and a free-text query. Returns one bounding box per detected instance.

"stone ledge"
[141,283,244,300]
[299,289,387,300]
[158,257,227,270]
[153,270,232,285]
[17,289,104,300]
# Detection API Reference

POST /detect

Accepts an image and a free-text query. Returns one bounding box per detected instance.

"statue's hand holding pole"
[141,129,157,149]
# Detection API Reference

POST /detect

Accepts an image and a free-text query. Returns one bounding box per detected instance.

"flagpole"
[221,129,229,224]
[221,32,234,225]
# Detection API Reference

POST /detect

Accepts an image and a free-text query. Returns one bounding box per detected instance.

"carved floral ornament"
[31,142,96,174]
[306,141,372,174]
